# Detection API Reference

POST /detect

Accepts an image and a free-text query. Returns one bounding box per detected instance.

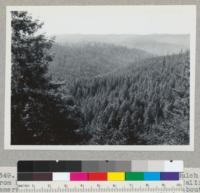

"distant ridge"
[55,34,189,56]
[49,42,151,83]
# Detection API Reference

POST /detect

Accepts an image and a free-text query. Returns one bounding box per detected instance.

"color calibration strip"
[17,160,182,181]
[17,160,183,172]
[17,172,180,181]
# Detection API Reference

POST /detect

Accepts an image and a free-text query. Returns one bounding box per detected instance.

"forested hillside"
[11,11,190,146]
[49,43,151,85]
[68,51,190,145]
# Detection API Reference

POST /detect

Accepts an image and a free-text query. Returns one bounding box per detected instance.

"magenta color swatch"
[70,172,88,181]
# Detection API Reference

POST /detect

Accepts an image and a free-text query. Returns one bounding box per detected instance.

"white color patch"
[52,172,70,181]
[164,161,184,172]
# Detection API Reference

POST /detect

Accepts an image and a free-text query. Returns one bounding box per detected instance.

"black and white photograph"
[5,6,196,150]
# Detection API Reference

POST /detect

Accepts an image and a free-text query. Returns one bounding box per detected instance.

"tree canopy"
[11,11,87,144]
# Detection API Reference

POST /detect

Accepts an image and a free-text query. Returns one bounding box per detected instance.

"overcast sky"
[8,6,196,35]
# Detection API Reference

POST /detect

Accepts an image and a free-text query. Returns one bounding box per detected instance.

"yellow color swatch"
[107,172,125,181]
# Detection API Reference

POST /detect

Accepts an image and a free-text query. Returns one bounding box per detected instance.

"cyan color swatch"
[144,172,160,180]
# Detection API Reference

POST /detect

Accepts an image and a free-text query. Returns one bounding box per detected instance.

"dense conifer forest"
[11,11,190,145]
[51,50,190,145]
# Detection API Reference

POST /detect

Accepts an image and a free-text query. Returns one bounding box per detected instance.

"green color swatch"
[125,172,144,181]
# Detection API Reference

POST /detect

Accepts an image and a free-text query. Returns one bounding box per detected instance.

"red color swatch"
[88,172,107,181]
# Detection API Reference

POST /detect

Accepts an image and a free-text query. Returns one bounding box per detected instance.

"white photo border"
[4,5,196,151]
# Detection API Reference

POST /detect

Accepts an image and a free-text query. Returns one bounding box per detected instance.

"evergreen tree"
[11,11,54,144]
[117,111,131,144]
[11,11,86,144]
